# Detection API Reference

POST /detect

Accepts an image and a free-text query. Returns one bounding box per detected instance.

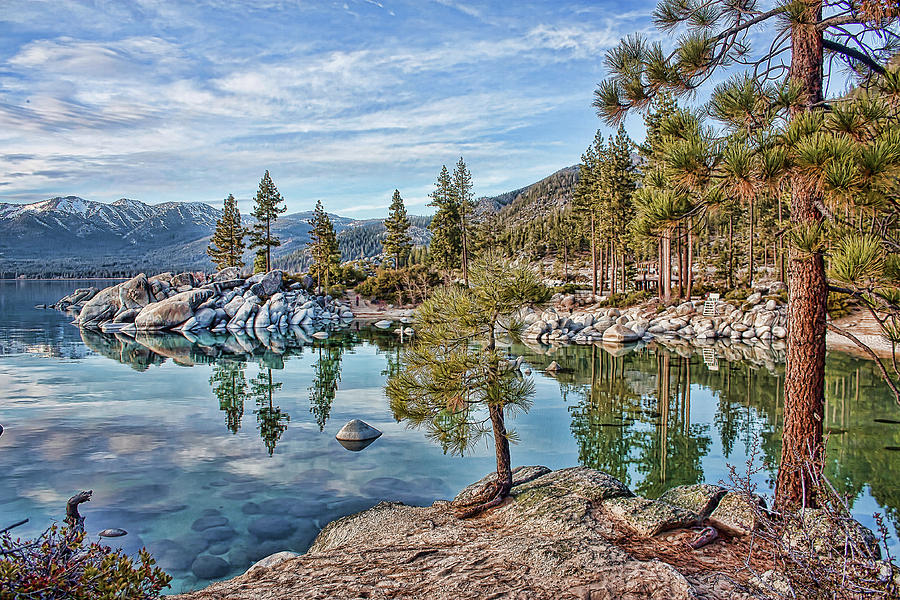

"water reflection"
[308,340,348,431]
[210,361,247,434]
[4,279,900,588]
[252,368,288,456]
[509,338,900,539]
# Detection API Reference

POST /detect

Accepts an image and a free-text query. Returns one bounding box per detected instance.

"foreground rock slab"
[173,467,757,600]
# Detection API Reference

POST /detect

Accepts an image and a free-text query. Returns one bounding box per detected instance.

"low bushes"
[0,525,171,599]
[356,265,441,304]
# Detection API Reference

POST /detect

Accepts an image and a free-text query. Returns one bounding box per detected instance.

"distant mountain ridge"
[0,165,580,277]
[0,195,375,277]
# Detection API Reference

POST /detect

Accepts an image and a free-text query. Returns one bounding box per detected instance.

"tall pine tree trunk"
[662,229,672,303]
[776,0,827,512]
[728,216,734,289]
[686,222,693,299]
[591,212,598,298]
[599,245,606,298]
[748,197,755,287]
[658,239,664,300]
[676,225,684,299]
[610,239,617,295]
[620,248,625,295]
[266,219,272,272]
[778,193,786,283]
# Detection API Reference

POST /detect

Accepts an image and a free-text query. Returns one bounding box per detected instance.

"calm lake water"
[2,280,899,593]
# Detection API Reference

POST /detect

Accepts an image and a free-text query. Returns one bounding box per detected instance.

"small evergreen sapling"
[386,253,549,516]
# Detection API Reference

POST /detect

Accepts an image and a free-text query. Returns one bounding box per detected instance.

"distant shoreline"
[0,277,129,282]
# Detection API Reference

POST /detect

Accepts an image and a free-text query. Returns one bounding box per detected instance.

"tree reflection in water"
[251,368,288,456]
[71,326,900,537]
[210,361,248,434]
[308,339,349,431]
[565,345,711,497]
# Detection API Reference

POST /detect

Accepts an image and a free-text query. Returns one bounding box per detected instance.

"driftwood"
[0,518,28,534]
[688,526,719,550]
[65,490,92,531]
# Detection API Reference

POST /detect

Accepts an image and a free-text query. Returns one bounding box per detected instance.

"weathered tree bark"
[591,212,598,298]
[748,197,755,286]
[776,0,827,512]
[728,216,734,288]
[686,223,694,299]
[457,326,513,519]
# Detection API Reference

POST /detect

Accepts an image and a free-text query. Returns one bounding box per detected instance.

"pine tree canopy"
[383,189,413,268]
[386,252,549,456]
[307,199,341,290]
[207,193,247,270]
[428,165,462,276]
[249,170,287,272]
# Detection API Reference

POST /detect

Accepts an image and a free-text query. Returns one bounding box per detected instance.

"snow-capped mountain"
[0,196,395,276]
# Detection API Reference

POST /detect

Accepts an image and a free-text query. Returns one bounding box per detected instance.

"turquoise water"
[1,280,899,593]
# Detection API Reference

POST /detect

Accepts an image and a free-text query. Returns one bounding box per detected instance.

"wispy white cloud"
[0,0,654,215]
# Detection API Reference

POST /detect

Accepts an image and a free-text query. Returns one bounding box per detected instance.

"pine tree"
[598,124,638,295]
[383,189,412,268]
[428,165,462,281]
[452,157,474,285]
[386,253,549,516]
[307,200,340,291]
[594,0,899,510]
[249,170,286,273]
[207,194,247,270]
[572,133,604,297]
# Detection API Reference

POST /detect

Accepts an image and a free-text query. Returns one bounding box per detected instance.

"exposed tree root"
[452,480,509,519]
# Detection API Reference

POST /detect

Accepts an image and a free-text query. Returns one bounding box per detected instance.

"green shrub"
[356,265,440,304]
[600,290,652,308]
[550,283,580,295]
[0,525,171,599]
[827,291,856,319]
[724,287,752,302]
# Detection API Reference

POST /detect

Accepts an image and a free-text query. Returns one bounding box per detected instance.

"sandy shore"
[827,309,897,360]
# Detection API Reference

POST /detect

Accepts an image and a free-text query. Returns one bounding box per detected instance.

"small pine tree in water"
[386,252,549,516]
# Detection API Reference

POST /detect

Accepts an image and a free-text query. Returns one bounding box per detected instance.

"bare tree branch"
[826,322,900,405]
[822,38,887,74]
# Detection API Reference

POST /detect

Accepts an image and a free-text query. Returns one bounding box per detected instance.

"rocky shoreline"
[168,466,800,600]
[524,284,788,348]
[53,268,362,337]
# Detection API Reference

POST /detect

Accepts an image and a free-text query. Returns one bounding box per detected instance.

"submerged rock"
[171,467,758,600]
[191,555,230,580]
[248,516,296,541]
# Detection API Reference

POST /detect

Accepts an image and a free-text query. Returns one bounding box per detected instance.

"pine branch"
[826,322,900,404]
[823,38,887,75]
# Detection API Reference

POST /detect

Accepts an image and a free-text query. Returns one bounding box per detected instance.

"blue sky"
[1,0,661,217]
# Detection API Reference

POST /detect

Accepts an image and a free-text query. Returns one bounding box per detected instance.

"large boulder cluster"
[522,284,788,347]
[54,269,355,335]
